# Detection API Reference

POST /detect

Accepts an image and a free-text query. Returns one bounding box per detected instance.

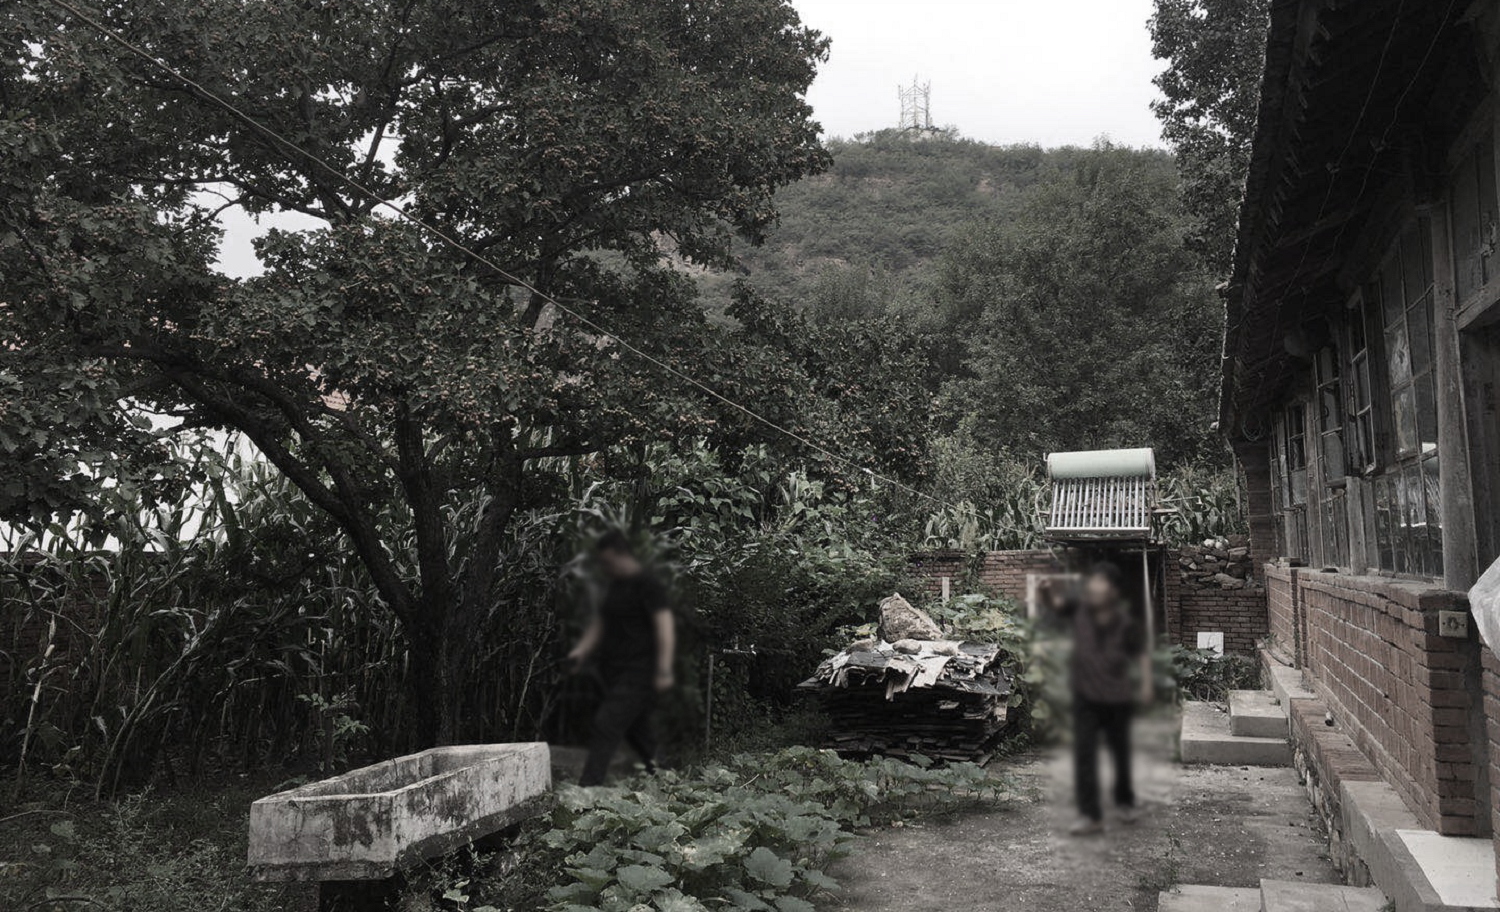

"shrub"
[1158,645,1260,703]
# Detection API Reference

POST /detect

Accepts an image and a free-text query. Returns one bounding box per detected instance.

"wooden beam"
[1429,210,1481,589]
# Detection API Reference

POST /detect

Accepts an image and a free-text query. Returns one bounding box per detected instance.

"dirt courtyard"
[828,716,1339,911]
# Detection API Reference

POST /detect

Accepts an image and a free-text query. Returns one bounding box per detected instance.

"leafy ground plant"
[456,747,1009,912]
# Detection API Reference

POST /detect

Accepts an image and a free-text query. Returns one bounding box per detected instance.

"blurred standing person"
[567,531,675,786]
[1041,561,1148,836]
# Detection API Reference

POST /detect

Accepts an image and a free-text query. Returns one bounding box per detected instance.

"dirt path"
[828,717,1339,911]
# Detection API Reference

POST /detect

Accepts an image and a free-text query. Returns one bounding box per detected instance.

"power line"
[39,0,963,512]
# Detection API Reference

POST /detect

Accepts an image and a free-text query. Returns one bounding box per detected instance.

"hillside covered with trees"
[703,132,1228,474]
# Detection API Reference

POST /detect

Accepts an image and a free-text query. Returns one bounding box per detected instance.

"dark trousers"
[580,672,658,786]
[1073,698,1134,821]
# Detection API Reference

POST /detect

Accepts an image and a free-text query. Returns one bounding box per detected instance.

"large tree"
[937,145,1225,467]
[0,0,830,743]
[1149,0,1269,271]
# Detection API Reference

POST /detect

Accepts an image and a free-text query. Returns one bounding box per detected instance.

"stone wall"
[1297,571,1481,835]
[1165,537,1266,654]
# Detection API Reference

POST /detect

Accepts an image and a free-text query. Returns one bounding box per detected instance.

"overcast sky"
[217,0,1167,276]
[794,0,1167,148]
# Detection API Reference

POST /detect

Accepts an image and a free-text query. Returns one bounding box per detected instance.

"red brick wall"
[1299,572,1480,834]
[1266,565,1302,665]
[1484,649,1500,877]
[1168,582,1267,655]
[911,548,1270,654]
[909,549,1063,606]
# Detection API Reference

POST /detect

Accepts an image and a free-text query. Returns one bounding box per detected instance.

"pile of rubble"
[798,594,1013,764]
[1178,535,1255,590]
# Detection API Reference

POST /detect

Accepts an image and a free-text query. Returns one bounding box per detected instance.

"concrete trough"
[247,742,550,883]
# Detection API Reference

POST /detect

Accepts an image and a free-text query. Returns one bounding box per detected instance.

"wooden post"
[1141,548,1156,704]
[1427,209,1481,590]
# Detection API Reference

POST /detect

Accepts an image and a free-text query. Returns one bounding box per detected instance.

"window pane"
[1323,433,1345,480]
[1452,147,1483,301]
[1352,412,1373,471]
[1381,263,1406,328]
[1408,295,1432,376]
[1392,385,1418,457]
[1386,325,1412,387]
[1423,454,1444,578]
[1416,375,1437,455]
[1375,475,1395,569]
[1402,225,1429,303]
[1290,468,1307,505]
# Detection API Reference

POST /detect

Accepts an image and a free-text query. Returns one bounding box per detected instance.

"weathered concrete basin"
[247,742,550,882]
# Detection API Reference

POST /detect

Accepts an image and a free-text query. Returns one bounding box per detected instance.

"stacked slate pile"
[799,594,1013,764]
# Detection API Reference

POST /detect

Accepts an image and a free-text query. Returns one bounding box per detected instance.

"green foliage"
[700,132,1051,311]
[1150,0,1270,269]
[1158,466,1249,545]
[0,783,291,912]
[2,0,834,745]
[937,142,1225,469]
[481,748,1007,912]
[1159,645,1261,703]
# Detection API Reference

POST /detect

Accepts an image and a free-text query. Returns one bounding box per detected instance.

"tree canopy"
[936,145,1225,467]
[0,0,840,743]
[1149,0,1269,270]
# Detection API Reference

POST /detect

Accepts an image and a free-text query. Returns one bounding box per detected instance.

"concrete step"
[1180,701,1291,766]
[1157,884,1261,912]
[1260,651,1317,704]
[1229,689,1289,738]
[1261,878,1387,912]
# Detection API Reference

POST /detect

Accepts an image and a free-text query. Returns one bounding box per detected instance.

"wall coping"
[1263,563,1462,612]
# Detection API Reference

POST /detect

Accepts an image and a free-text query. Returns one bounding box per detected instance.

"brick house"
[1222,0,1500,867]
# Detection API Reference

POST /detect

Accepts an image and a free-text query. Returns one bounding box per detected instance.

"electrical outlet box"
[1438,610,1469,639]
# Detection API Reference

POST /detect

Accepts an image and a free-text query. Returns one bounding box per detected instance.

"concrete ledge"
[1260,649,1316,704]
[247,742,551,882]
[1181,701,1291,766]
[1229,689,1288,738]
[1261,878,1386,911]
[1158,884,1261,912]
[1342,779,1499,912]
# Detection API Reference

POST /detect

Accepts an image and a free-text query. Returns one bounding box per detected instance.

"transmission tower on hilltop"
[897,77,936,133]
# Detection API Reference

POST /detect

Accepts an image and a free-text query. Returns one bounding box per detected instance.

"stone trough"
[247,742,550,884]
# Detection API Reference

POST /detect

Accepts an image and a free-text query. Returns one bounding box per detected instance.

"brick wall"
[909,549,1063,606]
[910,547,1270,654]
[1266,565,1302,665]
[1168,583,1267,655]
[1299,572,1480,834]
[1484,649,1500,878]
[1165,539,1265,654]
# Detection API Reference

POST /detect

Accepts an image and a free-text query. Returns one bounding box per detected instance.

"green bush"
[1158,645,1261,703]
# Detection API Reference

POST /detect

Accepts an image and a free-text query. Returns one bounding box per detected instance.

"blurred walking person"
[1041,561,1148,836]
[567,531,676,786]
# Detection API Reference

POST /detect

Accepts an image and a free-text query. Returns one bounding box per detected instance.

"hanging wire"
[38,0,966,513]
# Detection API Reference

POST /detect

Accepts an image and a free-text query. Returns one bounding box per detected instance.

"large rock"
[877,592,943,642]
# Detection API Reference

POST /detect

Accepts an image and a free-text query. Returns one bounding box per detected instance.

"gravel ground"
[827,715,1339,911]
